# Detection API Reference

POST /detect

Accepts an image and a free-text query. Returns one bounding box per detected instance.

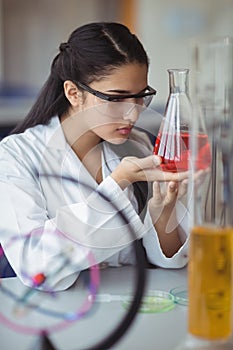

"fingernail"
[153,155,161,166]
[169,183,176,190]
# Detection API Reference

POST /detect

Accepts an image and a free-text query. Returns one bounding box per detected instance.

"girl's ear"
[63,80,82,107]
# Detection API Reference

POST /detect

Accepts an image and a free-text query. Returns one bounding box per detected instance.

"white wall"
[1,0,120,91]
[1,0,232,101]
[136,0,233,107]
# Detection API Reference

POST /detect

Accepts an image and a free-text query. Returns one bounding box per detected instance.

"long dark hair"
[11,22,151,220]
[11,22,149,134]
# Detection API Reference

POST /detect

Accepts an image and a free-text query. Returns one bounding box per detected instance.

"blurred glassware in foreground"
[175,36,233,349]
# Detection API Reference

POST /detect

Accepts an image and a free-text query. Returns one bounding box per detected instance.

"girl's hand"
[148,180,188,257]
[148,168,208,225]
[150,180,188,209]
[148,180,188,225]
[111,155,189,189]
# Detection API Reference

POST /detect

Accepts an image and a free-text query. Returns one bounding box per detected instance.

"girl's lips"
[116,126,133,135]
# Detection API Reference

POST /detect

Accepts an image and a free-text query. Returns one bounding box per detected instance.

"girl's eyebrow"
[106,86,148,95]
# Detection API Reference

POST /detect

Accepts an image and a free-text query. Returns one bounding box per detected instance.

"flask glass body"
[154,69,211,172]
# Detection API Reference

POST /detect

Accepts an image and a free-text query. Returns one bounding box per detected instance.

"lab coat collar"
[45,116,68,150]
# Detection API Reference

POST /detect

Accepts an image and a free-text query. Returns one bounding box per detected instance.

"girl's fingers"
[145,168,189,183]
[123,155,190,183]
[164,181,178,205]
[152,181,178,207]
[135,155,162,169]
[152,181,162,206]
[158,170,190,182]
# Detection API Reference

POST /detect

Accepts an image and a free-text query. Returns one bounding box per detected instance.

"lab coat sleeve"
[55,175,146,261]
[0,173,86,290]
[142,200,190,268]
[0,151,146,290]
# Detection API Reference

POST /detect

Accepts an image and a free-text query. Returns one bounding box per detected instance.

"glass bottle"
[153,68,211,172]
[188,37,233,344]
[175,38,233,349]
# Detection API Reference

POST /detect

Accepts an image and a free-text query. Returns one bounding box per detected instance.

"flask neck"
[168,69,189,94]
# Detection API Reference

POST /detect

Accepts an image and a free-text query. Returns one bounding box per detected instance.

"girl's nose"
[123,103,140,123]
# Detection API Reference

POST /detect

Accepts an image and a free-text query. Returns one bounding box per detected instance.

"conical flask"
[154,68,211,172]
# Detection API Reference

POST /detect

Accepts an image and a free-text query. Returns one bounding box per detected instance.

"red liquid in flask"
[153,132,211,172]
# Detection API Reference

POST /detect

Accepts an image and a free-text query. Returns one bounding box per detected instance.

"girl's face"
[77,63,149,144]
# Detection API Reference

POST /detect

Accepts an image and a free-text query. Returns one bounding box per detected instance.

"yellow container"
[188,225,233,340]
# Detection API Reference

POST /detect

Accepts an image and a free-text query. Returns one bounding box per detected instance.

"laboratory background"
[0,1,233,350]
[0,0,232,137]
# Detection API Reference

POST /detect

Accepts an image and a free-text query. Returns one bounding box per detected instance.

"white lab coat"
[0,116,189,290]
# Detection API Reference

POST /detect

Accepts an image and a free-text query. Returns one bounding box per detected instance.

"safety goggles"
[76,82,157,108]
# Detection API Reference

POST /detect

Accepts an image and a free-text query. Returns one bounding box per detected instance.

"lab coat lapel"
[39,117,97,217]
